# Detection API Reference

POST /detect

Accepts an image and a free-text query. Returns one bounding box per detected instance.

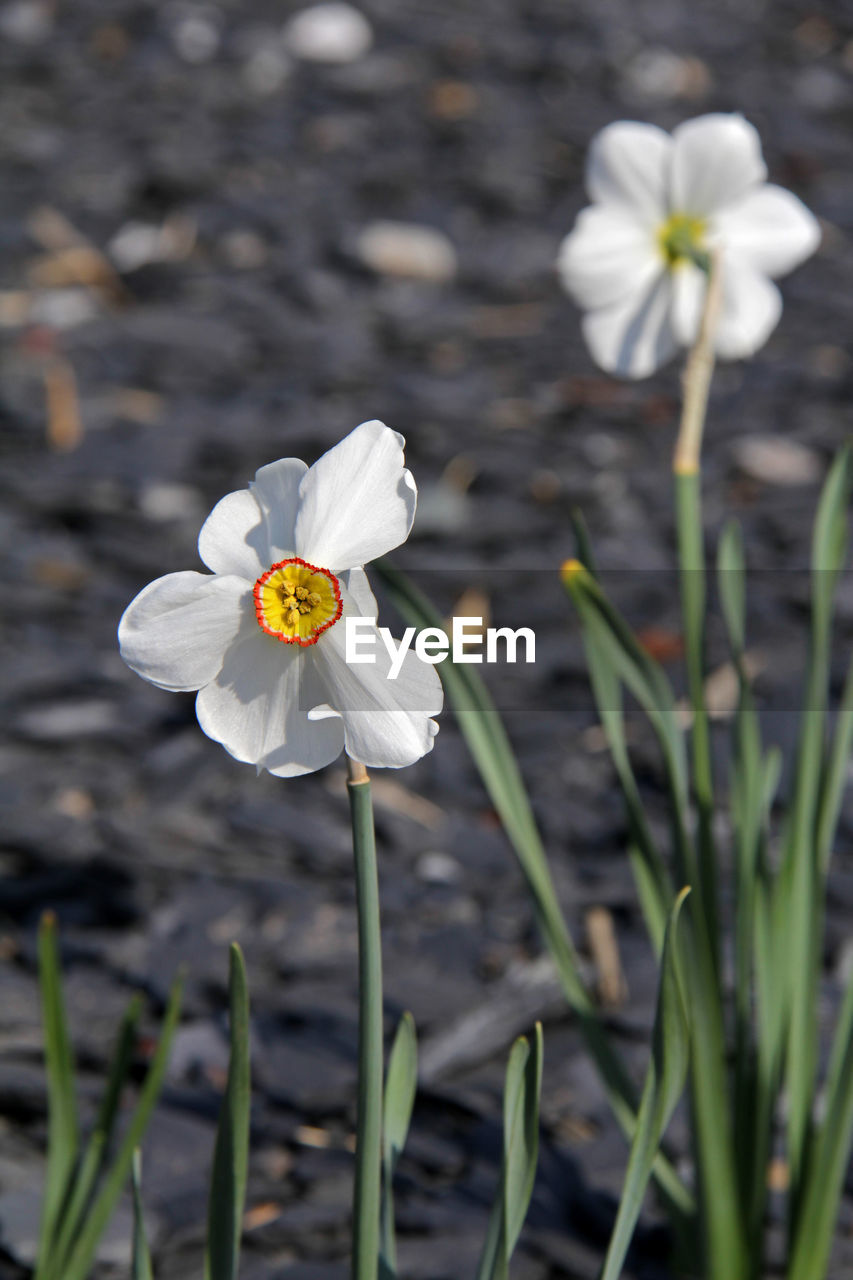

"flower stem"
[674,254,722,478]
[672,256,747,1279]
[673,255,722,964]
[347,756,383,1280]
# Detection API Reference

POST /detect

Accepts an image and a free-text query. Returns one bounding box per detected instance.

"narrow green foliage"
[376,559,693,1219]
[380,1012,418,1276]
[564,561,746,1280]
[475,1023,544,1280]
[348,772,384,1280]
[580,620,672,954]
[675,470,719,972]
[600,888,691,1280]
[789,955,853,1280]
[205,944,251,1280]
[785,447,851,1206]
[502,1022,543,1259]
[816,651,853,876]
[36,912,79,1266]
[131,1151,154,1280]
[59,975,183,1280]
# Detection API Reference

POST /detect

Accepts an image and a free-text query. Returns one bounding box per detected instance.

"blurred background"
[2,1,853,1276]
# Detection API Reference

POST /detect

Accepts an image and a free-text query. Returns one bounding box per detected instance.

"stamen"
[658,213,708,270]
[254,556,343,646]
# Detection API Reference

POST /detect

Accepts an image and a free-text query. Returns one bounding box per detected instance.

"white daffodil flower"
[557,113,821,378]
[119,420,443,776]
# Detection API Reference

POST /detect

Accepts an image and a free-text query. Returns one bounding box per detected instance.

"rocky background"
[2,0,853,1276]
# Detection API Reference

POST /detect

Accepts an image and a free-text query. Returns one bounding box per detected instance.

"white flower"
[119,421,443,776]
[557,113,821,378]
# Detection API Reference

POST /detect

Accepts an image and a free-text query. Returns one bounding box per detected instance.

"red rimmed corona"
[253,556,343,646]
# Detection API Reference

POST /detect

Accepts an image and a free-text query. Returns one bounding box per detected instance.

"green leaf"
[502,1021,543,1263]
[599,888,691,1280]
[35,911,79,1268]
[788,956,853,1280]
[380,1012,418,1277]
[375,559,693,1222]
[61,974,183,1280]
[131,1150,154,1280]
[785,446,851,1203]
[581,621,672,954]
[475,1023,544,1280]
[816,651,853,877]
[205,944,251,1280]
[42,995,144,1280]
[561,560,693,887]
[717,520,746,657]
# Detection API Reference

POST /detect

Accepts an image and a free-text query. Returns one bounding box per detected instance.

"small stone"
[243,45,291,94]
[168,4,222,63]
[731,435,823,487]
[30,288,98,330]
[356,221,456,282]
[108,223,164,273]
[108,218,195,272]
[282,3,372,64]
[18,701,118,742]
[220,229,268,269]
[0,0,52,44]
[139,481,203,523]
[416,852,462,885]
[623,47,711,102]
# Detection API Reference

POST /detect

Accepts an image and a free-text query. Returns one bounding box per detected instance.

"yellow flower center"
[658,213,708,269]
[253,557,343,646]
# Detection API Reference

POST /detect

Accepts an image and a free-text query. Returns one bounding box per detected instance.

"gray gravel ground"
[2,0,853,1276]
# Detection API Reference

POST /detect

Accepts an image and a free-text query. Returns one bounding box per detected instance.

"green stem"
[348,759,383,1280]
[675,470,719,969]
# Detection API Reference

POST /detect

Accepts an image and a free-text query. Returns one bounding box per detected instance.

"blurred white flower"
[557,113,821,378]
[119,421,442,775]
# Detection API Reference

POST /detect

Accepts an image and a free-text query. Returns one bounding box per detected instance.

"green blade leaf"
[788,956,853,1280]
[380,1012,418,1277]
[502,1021,543,1264]
[375,559,693,1222]
[785,446,851,1203]
[131,1150,154,1280]
[474,1024,544,1280]
[561,561,693,888]
[383,1012,417,1171]
[61,974,183,1280]
[717,519,746,657]
[42,994,145,1280]
[36,911,79,1266]
[205,944,251,1280]
[600,888,691,1280]
[816,651,853,877]
[582,621,672,954]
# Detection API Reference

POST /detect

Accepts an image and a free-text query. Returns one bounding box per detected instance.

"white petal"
[711,184,821,278]
[119,572,250,692]
[313,615,443,769]
[587,122,671,224]
[581,271,677,379]
[557,205,660,311]
[714,256,782,359]
[342,566,378,619]
[670,114,766,215]
[250,457,308,562]
[294,420,417,571]
[670,262,707,347]
[196,630,345,776]
[198,489,267,580]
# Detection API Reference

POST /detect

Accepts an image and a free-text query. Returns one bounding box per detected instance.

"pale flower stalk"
[119,420,443,775]
[557,112,821,378]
